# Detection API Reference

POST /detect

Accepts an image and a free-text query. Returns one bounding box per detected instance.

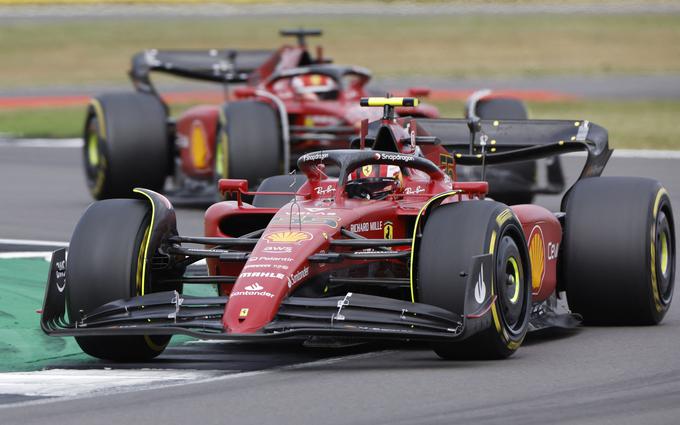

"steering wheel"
[345,177,401,200]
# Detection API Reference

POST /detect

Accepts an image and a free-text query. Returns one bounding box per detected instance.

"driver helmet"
[347,164,403,200]
[350,164,402,181]
[291,74,338,100]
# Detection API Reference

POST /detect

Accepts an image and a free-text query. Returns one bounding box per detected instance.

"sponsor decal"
[263,246,293,253]
[265,231,313,244]
[440,153,454,178]
[55,259,66,293]
[362,165,373,177]
[231,290,275,298]
[404,186,425,195]
[249,256,294,262]
[301,152,329,162]
[474,264,486,304]
[314,185,336,196]
[243,263,289,270]
[305,208,333,213]
[270,214,338,228]
[239,308,249,318]
[189,120,209,169]
[349,221,385,233]
[548,241,559,261]
[230,282,276,298]
[528,225,546,293]
[288,266,310,288]
[374,152,415,162]
[383,221,393,239]
[241,272,285,280]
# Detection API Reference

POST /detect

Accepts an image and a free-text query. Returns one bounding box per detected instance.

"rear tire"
[418,201,531,359]
[66,199,171,361]
[252,175,307,208]
[83,93,169,200]
[474,98,536,206]
[563,177,675,325]
[219,100,283,185]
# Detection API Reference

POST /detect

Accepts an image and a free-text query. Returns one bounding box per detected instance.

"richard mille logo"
[474,264,486,304]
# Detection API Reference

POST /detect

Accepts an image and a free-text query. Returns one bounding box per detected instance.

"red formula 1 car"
[44,97,675,361]
[82,29,438,203]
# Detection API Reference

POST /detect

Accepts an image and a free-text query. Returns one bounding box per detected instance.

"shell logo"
[528,225,545,294]
[265,231,313,244]
[190,120,209,169]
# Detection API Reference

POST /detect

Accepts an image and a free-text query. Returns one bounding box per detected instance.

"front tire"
[66,199,171,361]
[418,201,531,359]
[562,177,675,325]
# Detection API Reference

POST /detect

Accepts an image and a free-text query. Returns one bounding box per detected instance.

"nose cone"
[222,229,321,334]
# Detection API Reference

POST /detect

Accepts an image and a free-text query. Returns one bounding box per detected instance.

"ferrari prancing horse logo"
[383,221,393,239]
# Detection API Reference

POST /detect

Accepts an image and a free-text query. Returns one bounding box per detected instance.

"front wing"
[41,249,494,343]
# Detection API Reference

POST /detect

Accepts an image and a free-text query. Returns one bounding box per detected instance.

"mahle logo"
[265,231,313,244]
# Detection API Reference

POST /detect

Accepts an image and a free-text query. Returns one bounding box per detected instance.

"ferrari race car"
[82,29,438,202]
[43,97,675,361]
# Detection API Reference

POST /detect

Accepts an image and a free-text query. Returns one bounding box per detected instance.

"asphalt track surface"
[1,143,680,424]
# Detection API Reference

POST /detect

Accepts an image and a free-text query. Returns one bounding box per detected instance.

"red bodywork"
[174,44,439,179]
[203,118,561,335]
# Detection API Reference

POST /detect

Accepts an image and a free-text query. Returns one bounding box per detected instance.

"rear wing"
[415,117,612,176]
[129,49,274,96]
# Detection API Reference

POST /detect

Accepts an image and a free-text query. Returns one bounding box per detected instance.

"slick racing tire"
[252,174,307,208]
[418,200,531,359]
[562,177,675,325]
[218,100,283,185]
[83,93,169,200]
[66,199,172,361]
[474,98,536,206]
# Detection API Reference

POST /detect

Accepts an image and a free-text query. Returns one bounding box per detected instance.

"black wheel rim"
[496,234,527,332]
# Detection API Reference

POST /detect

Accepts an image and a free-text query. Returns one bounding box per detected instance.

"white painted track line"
[0,138,82,148]
[0,238,68,247]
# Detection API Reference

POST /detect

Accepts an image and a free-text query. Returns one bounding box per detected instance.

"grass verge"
[1,14,679,88]
[0,256,215,372]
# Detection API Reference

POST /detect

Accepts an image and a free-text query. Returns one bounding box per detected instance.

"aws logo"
[265,231,313,244]
[528,226,545,294]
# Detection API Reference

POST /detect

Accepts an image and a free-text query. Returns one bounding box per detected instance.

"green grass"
[0,106,87,138]
[1,14,679,88]
[4,99,680,149]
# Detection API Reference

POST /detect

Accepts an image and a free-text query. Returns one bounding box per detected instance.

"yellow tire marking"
[218,109,230,179]
[90,99,107,139]
[132,189,156,296]
[650,187,668,312]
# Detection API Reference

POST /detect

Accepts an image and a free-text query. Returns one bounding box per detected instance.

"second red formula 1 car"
[82,29,438,203]
[44,98,675,361]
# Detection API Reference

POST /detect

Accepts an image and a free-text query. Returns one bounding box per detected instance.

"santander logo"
[245,283,264,291]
